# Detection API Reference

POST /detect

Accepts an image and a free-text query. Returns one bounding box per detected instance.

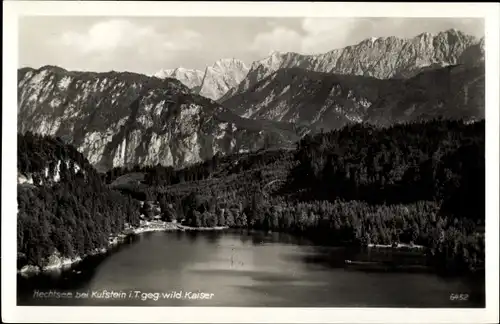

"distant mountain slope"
[220,29,483,102]
[154,59,249,100]
[221,64,484,131]
[18,66,301,172]
[364,63,485,126]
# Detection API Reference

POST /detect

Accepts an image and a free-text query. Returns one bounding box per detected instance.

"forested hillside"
[17,133,141,269]
[17,118,485,274]
[103,119,485,274]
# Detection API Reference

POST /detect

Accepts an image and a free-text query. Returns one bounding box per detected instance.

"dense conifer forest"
[18,119,485,274]
[17,132,141,269]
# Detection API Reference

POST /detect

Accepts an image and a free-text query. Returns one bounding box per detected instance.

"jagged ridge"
[220,29,484,102]
[154,58,249,101]
[153,68,205,89]
[18,66,301,172]
[221,63,485,131]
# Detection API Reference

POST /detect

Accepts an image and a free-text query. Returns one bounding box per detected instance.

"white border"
[2,2,499,323]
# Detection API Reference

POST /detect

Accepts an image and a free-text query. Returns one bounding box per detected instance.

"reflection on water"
[17,230,485,307]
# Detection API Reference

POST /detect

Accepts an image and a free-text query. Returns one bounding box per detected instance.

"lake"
[17,230,485,307]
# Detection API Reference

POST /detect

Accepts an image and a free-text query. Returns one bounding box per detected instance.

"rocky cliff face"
[18,66,300,172]
[220,29,483,102]
[457,36,485,67]
[222,64,485,131]
[197,59,249,100]
[154,59,249,101]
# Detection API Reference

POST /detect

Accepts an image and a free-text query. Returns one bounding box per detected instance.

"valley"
[17,118,485,277]
[15,25,487,308]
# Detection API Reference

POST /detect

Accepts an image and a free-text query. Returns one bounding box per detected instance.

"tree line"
[127,119,485,274]
[289,119,485,220]
[145,188,483,274]
[17,119,485,275]
[104,149,294,187]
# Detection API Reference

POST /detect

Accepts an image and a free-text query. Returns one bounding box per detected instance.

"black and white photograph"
[2,1,499,323]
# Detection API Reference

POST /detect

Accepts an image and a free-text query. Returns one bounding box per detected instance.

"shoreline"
[177,224,230,231]
[17,222,426,276]
[17,221,228,276]
[367,243,426,250]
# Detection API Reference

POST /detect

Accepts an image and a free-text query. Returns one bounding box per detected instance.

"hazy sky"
[19,17,484,75]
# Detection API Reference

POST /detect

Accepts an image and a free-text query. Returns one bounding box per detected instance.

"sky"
[18,17,484,75]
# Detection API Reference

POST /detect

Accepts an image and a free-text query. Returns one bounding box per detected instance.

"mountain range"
[18,66,301,172]
[221,63,484,131]
[17,29,485,171]
[219,29,483,102]
[154,58,249,100]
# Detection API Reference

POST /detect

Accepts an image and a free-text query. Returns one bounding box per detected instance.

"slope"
[220,29,483,102]
[17,132,142,270]
[221,63,484,131]
[18,66,302,172]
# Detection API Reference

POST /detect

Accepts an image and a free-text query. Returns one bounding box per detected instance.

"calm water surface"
[17,230,485,307]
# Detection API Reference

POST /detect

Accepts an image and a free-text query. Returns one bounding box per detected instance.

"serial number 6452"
[450,293,469,301]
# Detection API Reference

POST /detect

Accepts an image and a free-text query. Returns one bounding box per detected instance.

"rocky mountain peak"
[219,29,483,102]
[212,58,247,69]
[195,59,249,100]
[154,58,250,101]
